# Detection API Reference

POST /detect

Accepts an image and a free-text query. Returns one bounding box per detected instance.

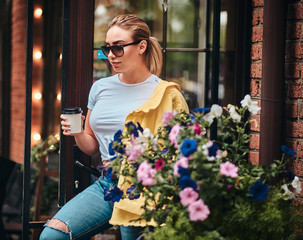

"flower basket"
[106,95,303,240]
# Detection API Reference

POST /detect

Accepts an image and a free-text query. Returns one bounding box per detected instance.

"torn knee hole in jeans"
[46,218,71,233]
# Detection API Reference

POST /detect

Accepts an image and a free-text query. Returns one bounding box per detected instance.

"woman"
[40,14,188,240]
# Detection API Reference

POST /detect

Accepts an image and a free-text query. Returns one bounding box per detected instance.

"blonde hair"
[109,14,163,76]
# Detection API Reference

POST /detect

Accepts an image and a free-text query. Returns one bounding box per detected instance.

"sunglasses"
[101,40,141,57]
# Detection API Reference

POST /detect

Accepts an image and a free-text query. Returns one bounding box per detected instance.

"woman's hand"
[60,114,85,136]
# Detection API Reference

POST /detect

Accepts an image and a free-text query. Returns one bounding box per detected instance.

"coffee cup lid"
[62,107,83,114]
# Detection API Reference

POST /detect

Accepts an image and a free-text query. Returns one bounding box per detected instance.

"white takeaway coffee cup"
[62,107,83,134]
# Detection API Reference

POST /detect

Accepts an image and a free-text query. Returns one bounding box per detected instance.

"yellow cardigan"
[109,80,189,227]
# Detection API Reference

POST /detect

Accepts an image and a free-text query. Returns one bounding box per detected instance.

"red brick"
[286,121,303,138]
[252,26,263,42]
[288,3,303,20]
[298,141,303,158]
[288,81,303,98]
[252,8,264,25]
[286,42,303,60]
[285,62,301,79]
[250,134,260,150]
[252,0,264,7]
[287,22,302,39]
[249,151,259,165]
[251,44,262,60]
[250,80,261,97]
[293,160,303,177]
[286,102,298,118]
[250,116,260,132]
[300,101,303,118]
[251,63,262,78]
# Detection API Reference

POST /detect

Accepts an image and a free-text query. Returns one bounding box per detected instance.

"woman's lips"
[111,61,120,67]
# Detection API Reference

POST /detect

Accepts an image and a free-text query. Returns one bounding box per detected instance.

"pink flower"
[169,123,180,148]
[188,199,210,221]
[155,158,164,170]
[162,111,176,124]
[220,161,238,178]
[173,157,189,176]
[179,187,199,206]
[137,161,157,186]
[127,145,145,162]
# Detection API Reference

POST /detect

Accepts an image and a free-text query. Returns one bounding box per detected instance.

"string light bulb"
[34,8,43,18]
[34,50,42,60]
[34,92,42,100]
[33,133,41,141]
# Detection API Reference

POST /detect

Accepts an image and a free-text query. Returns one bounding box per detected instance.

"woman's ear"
[139,40,148,55]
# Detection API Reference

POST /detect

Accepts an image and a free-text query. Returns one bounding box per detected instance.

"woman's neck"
[119,68,152,84]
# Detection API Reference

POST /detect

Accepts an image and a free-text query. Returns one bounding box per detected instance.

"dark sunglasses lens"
[111,46,123,57]
[101,46,110,57]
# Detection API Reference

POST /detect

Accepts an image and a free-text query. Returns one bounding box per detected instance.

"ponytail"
[146,37,163,77]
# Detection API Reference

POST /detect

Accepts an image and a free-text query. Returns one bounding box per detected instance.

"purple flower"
[180,139,197,157]
[106,167,113,181]
[281,145,296,156]
[110,186,123,202]
[249,181,269,201]
[208,142,218,157]
[126,185,140,200]
[104,187,111,201]
[125,122,139,137]
[179,175,197,191]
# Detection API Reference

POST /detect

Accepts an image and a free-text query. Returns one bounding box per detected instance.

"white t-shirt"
[87,74,161,160]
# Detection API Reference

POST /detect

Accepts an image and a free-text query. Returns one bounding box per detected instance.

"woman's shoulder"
[92,74,119,87]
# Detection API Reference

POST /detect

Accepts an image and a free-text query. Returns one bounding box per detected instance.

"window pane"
[166,52,206,109]
[167,0,207,49]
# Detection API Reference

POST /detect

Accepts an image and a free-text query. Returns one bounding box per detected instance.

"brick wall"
[250,0,303,198]
[10,0,27,164]
[286,0,303,198]
[249,0,263,165]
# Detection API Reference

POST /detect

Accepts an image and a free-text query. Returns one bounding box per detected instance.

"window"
[93,0,249,109]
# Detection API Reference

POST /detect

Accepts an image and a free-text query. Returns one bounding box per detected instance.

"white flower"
[240,95,261,115]
[203,104,223,124]
[291,176,302,194]
[143,128,153,138]
[228,105,241,122]
[281,184,295,200]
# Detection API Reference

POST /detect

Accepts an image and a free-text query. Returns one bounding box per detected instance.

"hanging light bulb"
[34,50,42,60]
[56,93,61,101]
[34,8,43,18]
[33,133,41,141]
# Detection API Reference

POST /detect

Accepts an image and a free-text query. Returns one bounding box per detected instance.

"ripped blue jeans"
[39,177,144,240]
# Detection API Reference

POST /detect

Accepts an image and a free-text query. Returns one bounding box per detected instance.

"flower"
[169,123,181,148]
[162,111,177,124]
[125,121,140,137]
[228,105,241,122]
[179,175,197,191]
[180,139,197,157]
[281,184,295,200]
[110,186,123,202]
[249,181,269,201]
[188,199,210,221]
[173,157,189,176]
[179,187,199,206]
[192,107,210,112]
[126,185,140,200]
[106,167,113,181]
[137,161,157,186]
[220,161,238,178]
[281,145,296,156]
[240,95,261,115]
[155,158,164,170]
[291,176,302,194]
[203,104,223,124]
[104,187,111,201]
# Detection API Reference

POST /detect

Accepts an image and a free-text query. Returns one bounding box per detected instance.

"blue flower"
[249,180,269,201]
[108,142,115,156]
[162,148,168,154]
[192,107,210,112]
[208,143,218,157]
[126,185,140,200]
[104,187,111,201]
[137,122,143,133]
[178,166,190,177]
[106,167,113,181]
[179,175,197,191]
[281,145,296,156]
[125,121,139,137]
[110,186,123,202]
[113,130,123,142]
[180,139,197,157]
[190,113,196,124]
